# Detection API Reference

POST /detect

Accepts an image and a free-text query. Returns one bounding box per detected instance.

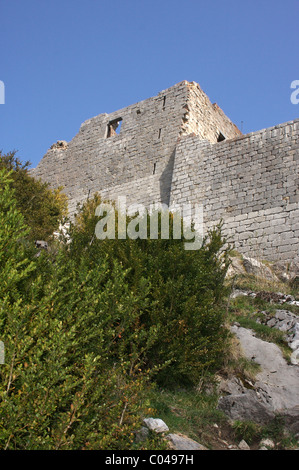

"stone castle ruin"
[30,80,299,262]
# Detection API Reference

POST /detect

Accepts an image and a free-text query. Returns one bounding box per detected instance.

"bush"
[0,171,152,449]
[0,150,67,241]
[69,195,231,386]
[0,183,231,449]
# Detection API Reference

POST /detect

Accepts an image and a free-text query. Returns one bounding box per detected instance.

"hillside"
[0,157,298,451]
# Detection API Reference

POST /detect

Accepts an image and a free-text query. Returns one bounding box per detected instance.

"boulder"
[238,439,250,450]
[166,433,208,450]
[272,260,299,284]
[143,418,169,433]
[242,255,278,281]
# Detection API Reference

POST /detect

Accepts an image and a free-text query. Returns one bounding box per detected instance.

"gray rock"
[230,289,257,299]
[272,260,299,283]
[226,256,246,278]
[259,438,275,449]
[218,376,245,395]
[218,326,299,432]
[258,309,299,365]
[143,418,169,433]
[218,389,276,424]
[166,433,208,450]
[291,349,299,366]
[238,439,250,450]
[242,255,278,281]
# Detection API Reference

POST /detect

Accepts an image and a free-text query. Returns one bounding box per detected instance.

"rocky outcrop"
[227,254,299,287]
[272,260,299,284]
[242,255,279,282]
[226,256,246,278]
[50,140,68,150]
[218,325,299,433]
[257,309,299,365]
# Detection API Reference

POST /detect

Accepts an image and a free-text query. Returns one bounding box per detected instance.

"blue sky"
[0,0,298,168]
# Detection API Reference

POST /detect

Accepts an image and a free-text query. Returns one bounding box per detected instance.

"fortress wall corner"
[170,119,299,262]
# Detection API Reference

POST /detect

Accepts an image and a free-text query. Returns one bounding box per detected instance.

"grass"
[146,382,299,450]
[231,417,298,449]
[142,267,299,450]
[227,287,299,323]
[147,385,227,448]
[232,420,261,444]
[236,316,286,344]
[229,273,293,296]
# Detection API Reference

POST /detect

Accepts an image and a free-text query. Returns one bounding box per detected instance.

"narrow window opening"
[153,162,156,175]
[107,118,123,138]
[158,128,162,139]
[217,132,226,142]
[162,96,166,109]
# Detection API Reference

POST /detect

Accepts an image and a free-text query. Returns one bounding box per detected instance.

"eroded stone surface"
[257,309,299,365]
[218,326,299,432]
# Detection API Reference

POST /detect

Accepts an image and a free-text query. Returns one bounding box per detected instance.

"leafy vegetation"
[232,420,261,444]
[148,386,224,447]
[0,150,67,241]
[0,165,231,449]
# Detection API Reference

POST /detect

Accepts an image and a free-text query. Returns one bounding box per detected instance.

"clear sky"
[0,0,298,168]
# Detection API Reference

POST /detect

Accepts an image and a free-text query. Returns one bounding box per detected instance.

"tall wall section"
[181,81,242,141]
[31,81,187,215]
[30,81,241,215]
[30,81,298,262]
[170,119,299,261]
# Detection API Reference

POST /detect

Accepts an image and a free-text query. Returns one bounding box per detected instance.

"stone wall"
[30,81,299,262]
[170,119,299,261]
[181,81,242,142]
[30,81,240,215]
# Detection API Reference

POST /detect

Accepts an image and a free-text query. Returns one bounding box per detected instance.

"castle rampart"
[30,81,299,262]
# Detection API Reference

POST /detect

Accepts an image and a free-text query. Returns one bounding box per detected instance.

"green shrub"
[0,183,231,449]
[0,150,67,241]
[0,171,153,449]
[232,420,261,444]
[68,195,231,386]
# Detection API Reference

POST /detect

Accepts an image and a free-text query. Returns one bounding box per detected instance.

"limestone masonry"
[30,80,299,262]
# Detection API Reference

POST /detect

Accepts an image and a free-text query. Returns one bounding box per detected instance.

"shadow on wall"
[159,149,176,206]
